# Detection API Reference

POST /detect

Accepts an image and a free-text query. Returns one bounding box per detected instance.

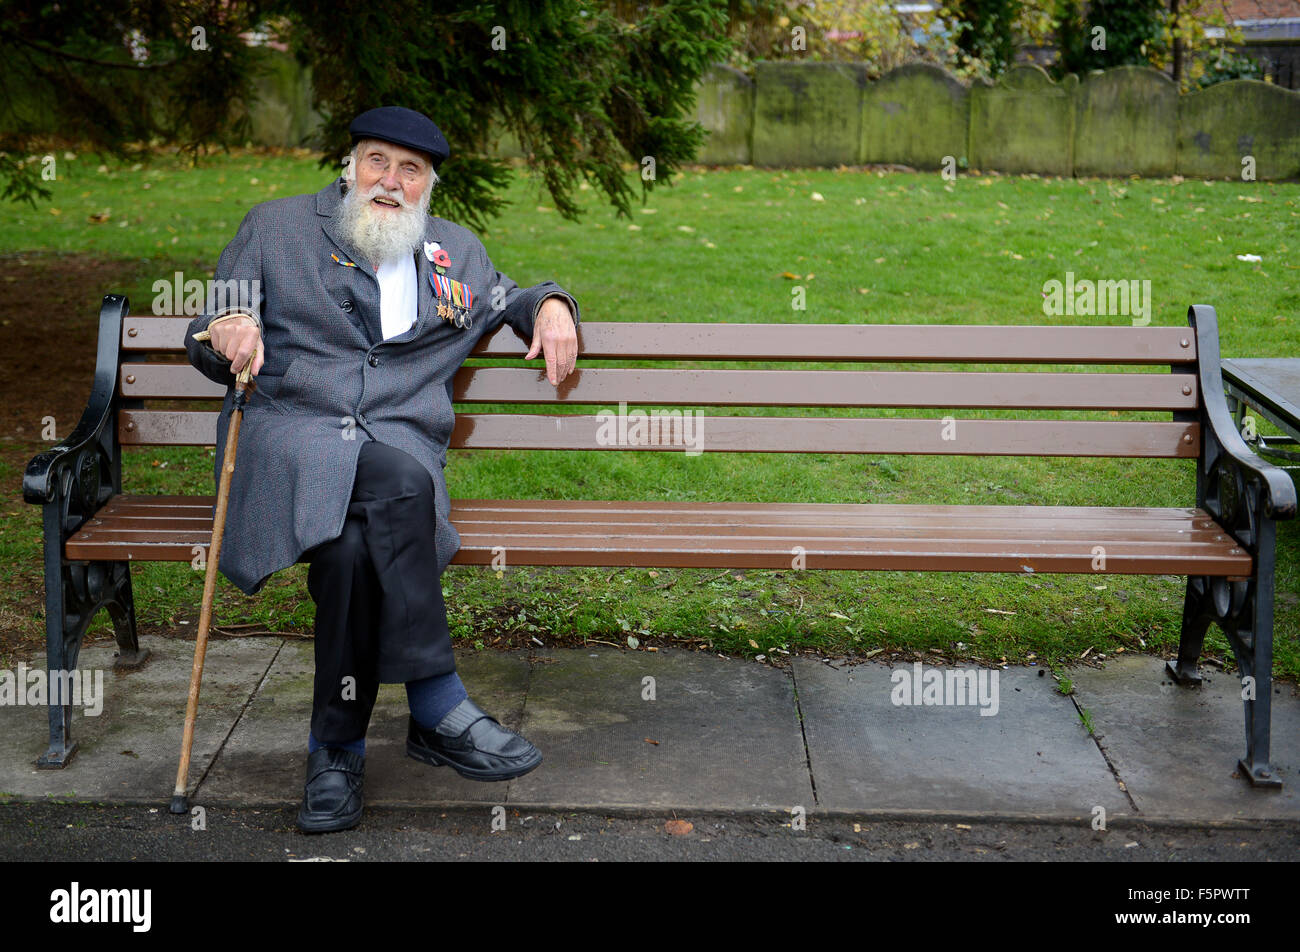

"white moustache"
[360,183,412,211]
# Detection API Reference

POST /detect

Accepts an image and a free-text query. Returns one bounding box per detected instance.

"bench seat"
[68,495,1253,576]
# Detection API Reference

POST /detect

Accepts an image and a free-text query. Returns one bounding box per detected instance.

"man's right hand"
[208,314,264,377]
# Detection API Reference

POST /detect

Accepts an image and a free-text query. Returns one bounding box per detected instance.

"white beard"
[333,180,430,266]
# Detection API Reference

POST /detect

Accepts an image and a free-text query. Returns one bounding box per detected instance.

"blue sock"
[406,670,469,730]
[308,732,365,758]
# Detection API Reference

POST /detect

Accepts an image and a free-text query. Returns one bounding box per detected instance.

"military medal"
[430,271,473,329]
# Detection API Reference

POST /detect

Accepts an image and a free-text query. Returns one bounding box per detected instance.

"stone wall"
[93,54,1297,180]
[692,61,1300,179]
[1178,79,1300,179]
[970,65,1076,175]
[751,62,866,167]
[695,65,754,165]
[860,63,968,169]
[1073,66,1178,177]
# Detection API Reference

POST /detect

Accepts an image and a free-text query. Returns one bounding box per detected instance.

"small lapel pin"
[423,240,440,262]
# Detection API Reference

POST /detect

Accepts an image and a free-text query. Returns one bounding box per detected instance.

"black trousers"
[303,440,455,745]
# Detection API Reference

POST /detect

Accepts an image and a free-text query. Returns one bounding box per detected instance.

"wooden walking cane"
[169,342,254,815]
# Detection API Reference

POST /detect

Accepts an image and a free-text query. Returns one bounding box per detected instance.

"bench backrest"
[117,315,1200,459]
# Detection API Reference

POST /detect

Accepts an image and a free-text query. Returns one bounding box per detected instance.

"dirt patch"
[0,252,155,660]
[0,251,153,457]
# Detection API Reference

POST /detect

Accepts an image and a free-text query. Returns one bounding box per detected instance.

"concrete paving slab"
[0,635,279,805]
[508,648,812,810]
[794,659,1130,820]
[1070,656,1300,821]
[196,643,531,806]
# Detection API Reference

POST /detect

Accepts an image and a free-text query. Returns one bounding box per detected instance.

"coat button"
[368,354,379,367]
[341,300,354,312]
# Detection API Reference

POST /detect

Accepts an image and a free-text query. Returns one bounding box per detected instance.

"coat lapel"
[416,233,436,332]
[316,181,384,345]
[317,180,365,268]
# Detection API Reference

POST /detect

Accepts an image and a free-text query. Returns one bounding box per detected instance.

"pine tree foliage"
[1,1,733,226]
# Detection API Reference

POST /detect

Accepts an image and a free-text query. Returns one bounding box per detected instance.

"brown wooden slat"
[456,516,1225,535]
[107,495,1216,521]
[70,516,1232,545]
[66,529,1250,576]
[70,527,1240,560]
[91,496,1231,537]
[450,415,1199,457]
[452,517,1232,538]
[451,499,1216,523]
[121,363,225,398]
[129,318,1199,364]
[118,410,1200,457]
[99,495,217,511]
[448,532,1241,560]
[471,323,1199,364]
[78,516,213,532]
[453,368,1198,410]
[120,410,216,445]
[123,316,193,351]
[448,538,1247,575]
[117,361,1199,410]
[94,496,1226,537]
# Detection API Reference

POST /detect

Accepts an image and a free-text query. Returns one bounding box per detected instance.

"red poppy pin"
[424,240,452,274]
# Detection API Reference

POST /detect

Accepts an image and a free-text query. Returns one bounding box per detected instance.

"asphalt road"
[2,802,1297,862]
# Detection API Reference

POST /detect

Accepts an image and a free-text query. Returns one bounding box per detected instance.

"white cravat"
[375,253,417,341]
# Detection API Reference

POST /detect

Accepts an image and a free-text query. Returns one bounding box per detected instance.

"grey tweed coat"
[185,179,580,595]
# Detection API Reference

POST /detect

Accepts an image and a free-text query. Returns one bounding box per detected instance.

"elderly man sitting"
[186,106,579,833]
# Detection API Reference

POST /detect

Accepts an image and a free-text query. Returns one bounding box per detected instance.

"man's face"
[353,140,432,214]
[336,138,435,265]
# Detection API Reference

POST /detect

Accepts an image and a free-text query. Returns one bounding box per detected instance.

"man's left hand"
[526,296,578,386]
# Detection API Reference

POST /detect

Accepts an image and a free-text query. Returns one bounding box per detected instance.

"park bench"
[23,295,1296,787]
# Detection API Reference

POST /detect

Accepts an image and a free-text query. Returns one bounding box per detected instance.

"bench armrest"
[1190,304,1297,521]
[23,295,125,508]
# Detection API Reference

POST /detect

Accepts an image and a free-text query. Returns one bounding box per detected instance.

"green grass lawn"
[1,148,1297,679]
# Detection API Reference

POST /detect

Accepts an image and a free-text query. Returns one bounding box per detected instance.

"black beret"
[349,106,450,171]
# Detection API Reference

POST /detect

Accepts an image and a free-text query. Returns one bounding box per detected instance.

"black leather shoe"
[296,747,365,834]
[406,698,542,781]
